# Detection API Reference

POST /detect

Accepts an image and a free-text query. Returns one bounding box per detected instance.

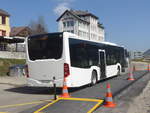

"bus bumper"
[27,78,63,87]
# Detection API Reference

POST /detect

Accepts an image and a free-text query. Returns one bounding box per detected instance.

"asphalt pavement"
[19,70,149,113]
[71,71,148,99]
[0,62,149,113]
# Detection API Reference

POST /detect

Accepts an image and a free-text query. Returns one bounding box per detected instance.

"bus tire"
[117,66,121,76]
[90,71,98,86]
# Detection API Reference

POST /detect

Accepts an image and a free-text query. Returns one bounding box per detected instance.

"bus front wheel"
[117,66,121,76]
[90,71,98,86]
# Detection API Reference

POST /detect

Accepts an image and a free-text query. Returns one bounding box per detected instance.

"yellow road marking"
[0,112,9,113]
[34,98,61,113]
[34,97,104,113]
[58,97,103,102]
[0,99,52,109]
[87,100,104,113]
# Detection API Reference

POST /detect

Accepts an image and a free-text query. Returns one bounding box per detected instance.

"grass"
[132,58,150,63]
[0,58,26,76]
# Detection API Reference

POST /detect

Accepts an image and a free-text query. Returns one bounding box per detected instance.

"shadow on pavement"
[4,75,119,95]
[4,85,91,95]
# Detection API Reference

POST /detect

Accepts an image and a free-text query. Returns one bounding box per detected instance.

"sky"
[0,0,150,52]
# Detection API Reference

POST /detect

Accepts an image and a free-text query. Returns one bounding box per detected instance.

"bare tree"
[29,16,48,35]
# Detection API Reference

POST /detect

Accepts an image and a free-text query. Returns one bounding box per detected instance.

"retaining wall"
[0,51,26,59]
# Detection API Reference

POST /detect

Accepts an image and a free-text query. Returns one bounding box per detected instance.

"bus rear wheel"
[90,71,98,86]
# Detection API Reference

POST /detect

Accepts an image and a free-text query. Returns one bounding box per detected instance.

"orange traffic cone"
[104,83,116,108]
[60,78,71,98]
[127,69,135,81]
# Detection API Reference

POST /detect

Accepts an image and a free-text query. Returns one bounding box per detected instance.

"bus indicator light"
[64,63,70,77]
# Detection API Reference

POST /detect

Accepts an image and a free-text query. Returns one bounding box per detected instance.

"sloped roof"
[0,9,10,16]
[57,9,98,22]
[57,10,89,24]
[10,26,31,37]
[70,10,98,19]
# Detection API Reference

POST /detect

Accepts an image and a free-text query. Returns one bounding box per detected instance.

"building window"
[79,22,81,27]
[66,30,74,33]
[79,30,81,36]
[70,21,74,26]
[2,30,6,36]
[0,30,6,36]
[71,30,74,33]
[63,22,66,28]
[2,16,6,25]
[63,21,74,28]
[66,21,74,27]
[67,21,70,27]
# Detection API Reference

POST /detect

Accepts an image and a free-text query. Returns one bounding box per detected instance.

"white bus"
[26,32,128,87]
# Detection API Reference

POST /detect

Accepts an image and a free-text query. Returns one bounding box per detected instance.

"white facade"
[57,10,105,42]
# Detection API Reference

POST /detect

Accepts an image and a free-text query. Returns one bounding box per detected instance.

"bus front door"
[98,50,106,79]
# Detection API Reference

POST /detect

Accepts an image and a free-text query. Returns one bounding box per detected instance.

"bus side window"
[89,59,93,66]
[106,54,111,65]
[69,43,89,68]
[87,45,99,66]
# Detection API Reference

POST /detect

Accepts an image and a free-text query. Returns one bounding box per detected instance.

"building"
[0,9,26,59]
[10,26,32,37]
[57,10,105,42]
[131,51,144,59]
[0,10,26,52]
[143,49,150,60]
[9,26,31,52]
[0,9,11,36]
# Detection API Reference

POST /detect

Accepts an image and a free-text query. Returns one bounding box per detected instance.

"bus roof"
[28,32,123,48]
[101,41,119,46]
[63,32,122,47]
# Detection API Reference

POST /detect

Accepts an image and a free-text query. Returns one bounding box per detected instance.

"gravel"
[127,80,150,113]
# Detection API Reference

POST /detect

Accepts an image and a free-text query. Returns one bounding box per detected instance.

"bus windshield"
[28,33,63,61]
